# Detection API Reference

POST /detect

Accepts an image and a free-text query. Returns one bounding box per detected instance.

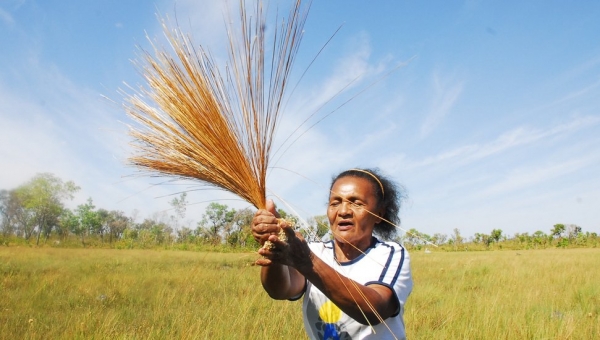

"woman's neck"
[334,237,372,262]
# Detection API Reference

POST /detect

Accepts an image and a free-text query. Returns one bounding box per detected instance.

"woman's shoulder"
[372,237,408,252]
[370,238,411,264]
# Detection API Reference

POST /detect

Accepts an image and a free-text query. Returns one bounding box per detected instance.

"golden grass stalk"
[124,0,309,210]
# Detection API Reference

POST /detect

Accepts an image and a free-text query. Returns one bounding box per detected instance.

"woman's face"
[327,176,382,248]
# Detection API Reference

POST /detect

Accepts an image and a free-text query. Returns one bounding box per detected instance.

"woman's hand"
[258,223,314,271]
[251,200,282,246]
[252,200,313,270]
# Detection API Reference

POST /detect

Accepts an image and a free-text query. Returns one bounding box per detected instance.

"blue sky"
[1,0,599,238]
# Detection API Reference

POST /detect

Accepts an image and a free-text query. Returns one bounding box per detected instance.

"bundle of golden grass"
[124,0,309,210]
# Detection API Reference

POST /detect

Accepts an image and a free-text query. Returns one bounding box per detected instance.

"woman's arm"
[263,224,399,325]
[300,252,398,325]
[252,201,306,300]
[259,264,306,300]
[254,201,402,324]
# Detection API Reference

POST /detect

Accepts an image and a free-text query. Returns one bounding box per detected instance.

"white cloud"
[548,77,600,107]
[152,0,234,55]
[0,8,15,27]
[0,52,173,219]
[405,115,600,170]
[477,156,597,198]
[420,72,464,137]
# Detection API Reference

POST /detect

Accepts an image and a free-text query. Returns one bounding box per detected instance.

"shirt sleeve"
[365,244,413,313]
[391,247,412,307]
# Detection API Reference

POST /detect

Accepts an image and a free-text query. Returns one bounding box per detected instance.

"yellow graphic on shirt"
[319,300,342,322]
[318,300,342,339]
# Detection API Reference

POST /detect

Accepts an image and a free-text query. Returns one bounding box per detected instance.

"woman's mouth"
[337,220,353,231]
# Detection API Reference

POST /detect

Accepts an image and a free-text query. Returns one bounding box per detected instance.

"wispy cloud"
[407,115,600,170]
[154,0,229,53]
[0,8,15,27]
[477,155,597,198]
[307,32,375,111]
[0,50,159,213]
[548,77,600,108]
[268,32,387,161]
[420,72,464,137]
[556,53,600,83]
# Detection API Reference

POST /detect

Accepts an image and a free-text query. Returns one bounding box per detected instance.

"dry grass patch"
[406,248,600,339]
[1,247,598,339]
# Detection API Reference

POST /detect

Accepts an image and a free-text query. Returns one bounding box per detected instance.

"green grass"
[1,247,598,339]
[0,248,303,339]
[407,249,600,339]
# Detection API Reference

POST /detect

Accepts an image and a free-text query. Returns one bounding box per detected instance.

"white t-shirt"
[299,238,413,340]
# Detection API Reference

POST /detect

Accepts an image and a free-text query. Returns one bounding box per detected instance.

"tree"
[15,173,79,245]
[59,209,79,240]
[226,208,256,247]
[11,194,35,240]
[169,192,188,231]
[0,190,21,238]
[567,224,582,240]
[532,230,548,247]
[490,229,503,243]
[198,203,235,244]
[131,214,171,246]
[301,215,330,242]
[515,232,530,245]
[170,192,187,219]
[451,228,463,248]
[106,210,130,244]
[472,232,492,247]
[96,208,111,242]
[432,233,447,246]
[404,228,432,248]
[151,222,171,245]
[74,198,101,246]
[551,224,565,239]
[177,227,195,243]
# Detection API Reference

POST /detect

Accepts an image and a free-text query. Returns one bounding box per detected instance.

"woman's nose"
[338,201,352,215]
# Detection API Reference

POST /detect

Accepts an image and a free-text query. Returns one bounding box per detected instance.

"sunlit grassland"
[0,248,304,339]
[407,248,600,339]
[1,247,598,339]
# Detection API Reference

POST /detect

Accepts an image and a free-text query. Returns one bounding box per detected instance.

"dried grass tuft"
[124,0,309,209]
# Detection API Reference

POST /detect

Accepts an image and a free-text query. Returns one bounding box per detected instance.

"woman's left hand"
[257,223,314,271]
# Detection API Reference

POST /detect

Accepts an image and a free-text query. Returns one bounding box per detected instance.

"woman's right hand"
[251,200,282,246]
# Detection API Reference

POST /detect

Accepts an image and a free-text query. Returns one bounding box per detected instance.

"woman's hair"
[330,168,405,240]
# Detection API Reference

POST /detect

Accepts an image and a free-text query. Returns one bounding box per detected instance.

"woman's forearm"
[298,255,397,325]
[260,264,305,300]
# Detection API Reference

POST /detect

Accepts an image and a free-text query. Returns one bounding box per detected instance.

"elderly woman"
[252,168,413,339]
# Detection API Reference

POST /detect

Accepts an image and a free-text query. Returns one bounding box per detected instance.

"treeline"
[0,173,329,250]
[1,173,597,251]
[400,224,599,251]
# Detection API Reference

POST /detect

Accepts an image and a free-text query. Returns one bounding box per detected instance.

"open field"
[408,248,599,339]
[1,247,598,339]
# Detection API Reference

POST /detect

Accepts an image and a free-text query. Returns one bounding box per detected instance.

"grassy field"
[1,247,598,339]
[408,249,599,339]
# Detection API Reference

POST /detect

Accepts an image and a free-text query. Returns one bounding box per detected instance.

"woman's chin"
[333,231,355,244]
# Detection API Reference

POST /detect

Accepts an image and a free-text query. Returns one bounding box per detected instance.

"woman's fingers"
[281,223,296,240]
[256,243,284,266]
[252,208,282,245]
[255,257,272,266]
[265,199,280,218]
